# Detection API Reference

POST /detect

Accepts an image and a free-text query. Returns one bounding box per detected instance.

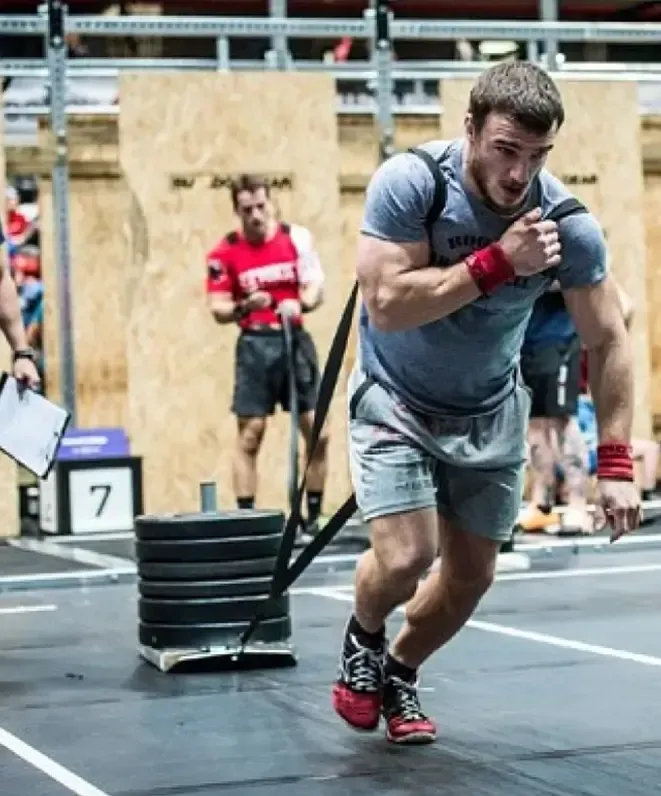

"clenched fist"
[499,207,562,277]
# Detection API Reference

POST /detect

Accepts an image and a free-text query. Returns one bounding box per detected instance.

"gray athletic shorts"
[347,365,531,542]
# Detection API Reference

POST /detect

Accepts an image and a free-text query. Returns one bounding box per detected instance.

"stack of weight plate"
[135,509,292,654]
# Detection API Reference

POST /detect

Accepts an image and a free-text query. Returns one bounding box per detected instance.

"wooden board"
[643,173,661,423]
[118,72,348,516]
[441,78,652,439]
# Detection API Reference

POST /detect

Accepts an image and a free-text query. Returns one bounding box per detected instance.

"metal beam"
[0,14,650,43]
[8,57,661,82]
[0,16,46,35]
[65,15,371,38]
[374,0,394,162]
[540,0,560,70]
[46,0,78,425]
[269,0,290,69]
[389,19,661,42]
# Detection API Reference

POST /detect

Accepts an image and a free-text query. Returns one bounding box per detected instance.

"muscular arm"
[614,280,634,330]
[560,217,631,444]
[566,276,633,444]
[292,225,325,313]
[357,151,480,332]
[207,291,238,324]
[358,238,481,331]
[0,245,28,352]
[206,250,239,324]
[300,281,323,313]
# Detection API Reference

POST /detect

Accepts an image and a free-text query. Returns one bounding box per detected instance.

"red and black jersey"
[205,222,323,329]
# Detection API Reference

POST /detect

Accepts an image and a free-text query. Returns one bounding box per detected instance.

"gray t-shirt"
[358,137,607,416]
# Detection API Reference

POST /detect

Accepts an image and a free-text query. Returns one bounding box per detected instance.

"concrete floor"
[0,535,661,795]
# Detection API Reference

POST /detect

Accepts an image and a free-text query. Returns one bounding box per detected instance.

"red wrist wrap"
[465,243,516,295]
[596,442,634,481]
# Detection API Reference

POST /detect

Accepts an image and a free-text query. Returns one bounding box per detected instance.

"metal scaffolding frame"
[3,7,661,419]
[44,0,77,426]
[5,13,661,41]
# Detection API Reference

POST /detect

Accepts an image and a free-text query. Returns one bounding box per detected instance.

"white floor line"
[0,727,110,796]
[516,533,661,551]
[0,566,136,588]
[52,532,134,544]
[9,538,132,570]
[304,586,661,669]
[497,562,661,582]
[0,604,57,615]
[313,560,661,589]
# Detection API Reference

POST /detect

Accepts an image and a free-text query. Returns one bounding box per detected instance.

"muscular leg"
[298,409,329,527]
[233,416,267,507]
[298,410,328,491]
[353,507,438,634]
[332,506,438,736]
[527,417,555,507]
[552,416,592,533]
[518,417,562,532]
[332,371,440,736]
[389,514,499,670]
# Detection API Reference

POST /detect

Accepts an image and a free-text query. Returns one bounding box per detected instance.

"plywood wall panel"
[118,72,348,515]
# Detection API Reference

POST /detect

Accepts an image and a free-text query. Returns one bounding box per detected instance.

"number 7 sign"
[69,467,134,533]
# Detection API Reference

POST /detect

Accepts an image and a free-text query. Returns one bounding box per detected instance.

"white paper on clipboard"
[0,373,70,478]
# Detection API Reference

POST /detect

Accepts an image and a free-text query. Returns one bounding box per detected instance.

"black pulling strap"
[238,283,360,648]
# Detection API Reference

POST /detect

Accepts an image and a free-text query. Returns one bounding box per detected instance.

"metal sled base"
[139,640,299,673]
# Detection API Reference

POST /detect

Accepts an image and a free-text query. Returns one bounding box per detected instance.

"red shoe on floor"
[382,676,437,744]
[331,626,386,732]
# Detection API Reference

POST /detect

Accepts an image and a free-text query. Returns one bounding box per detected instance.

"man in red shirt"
[206,174,328,537]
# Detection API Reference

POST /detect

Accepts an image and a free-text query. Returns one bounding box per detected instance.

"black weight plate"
[135,509,284,541]
[139,593,289,625]
[138,576,273,600]
[135,534,282,563]
[139,616,291,649]
[137,557,277,581]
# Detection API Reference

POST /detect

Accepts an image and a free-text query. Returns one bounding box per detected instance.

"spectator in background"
[517,282,592,535]
[12,249,44,391]
[5,185,38,267]
[205,174,328,541]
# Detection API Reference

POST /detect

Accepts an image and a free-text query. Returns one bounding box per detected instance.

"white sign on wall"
[69,466,135,534]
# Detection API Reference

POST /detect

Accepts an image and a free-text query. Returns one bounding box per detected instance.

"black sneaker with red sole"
[332,626,386,732]
[382,675,437,744]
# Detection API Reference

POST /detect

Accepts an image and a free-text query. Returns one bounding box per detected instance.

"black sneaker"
[382,675,437,744]
[331,624,386,732]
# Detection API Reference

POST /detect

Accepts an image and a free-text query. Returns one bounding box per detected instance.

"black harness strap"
[546,197,587,223]
[281,315,300,521]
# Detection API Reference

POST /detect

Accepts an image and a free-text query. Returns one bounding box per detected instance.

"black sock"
[384,652,417,683]
[347,613,384,650]
[237,496,255,510]
[307,490,323,523]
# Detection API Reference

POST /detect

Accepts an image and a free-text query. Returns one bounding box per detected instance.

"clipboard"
[0,372,71,478]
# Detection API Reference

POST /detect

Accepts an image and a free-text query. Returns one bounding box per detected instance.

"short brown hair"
[230,174,269,210]
[468,61,565,136]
